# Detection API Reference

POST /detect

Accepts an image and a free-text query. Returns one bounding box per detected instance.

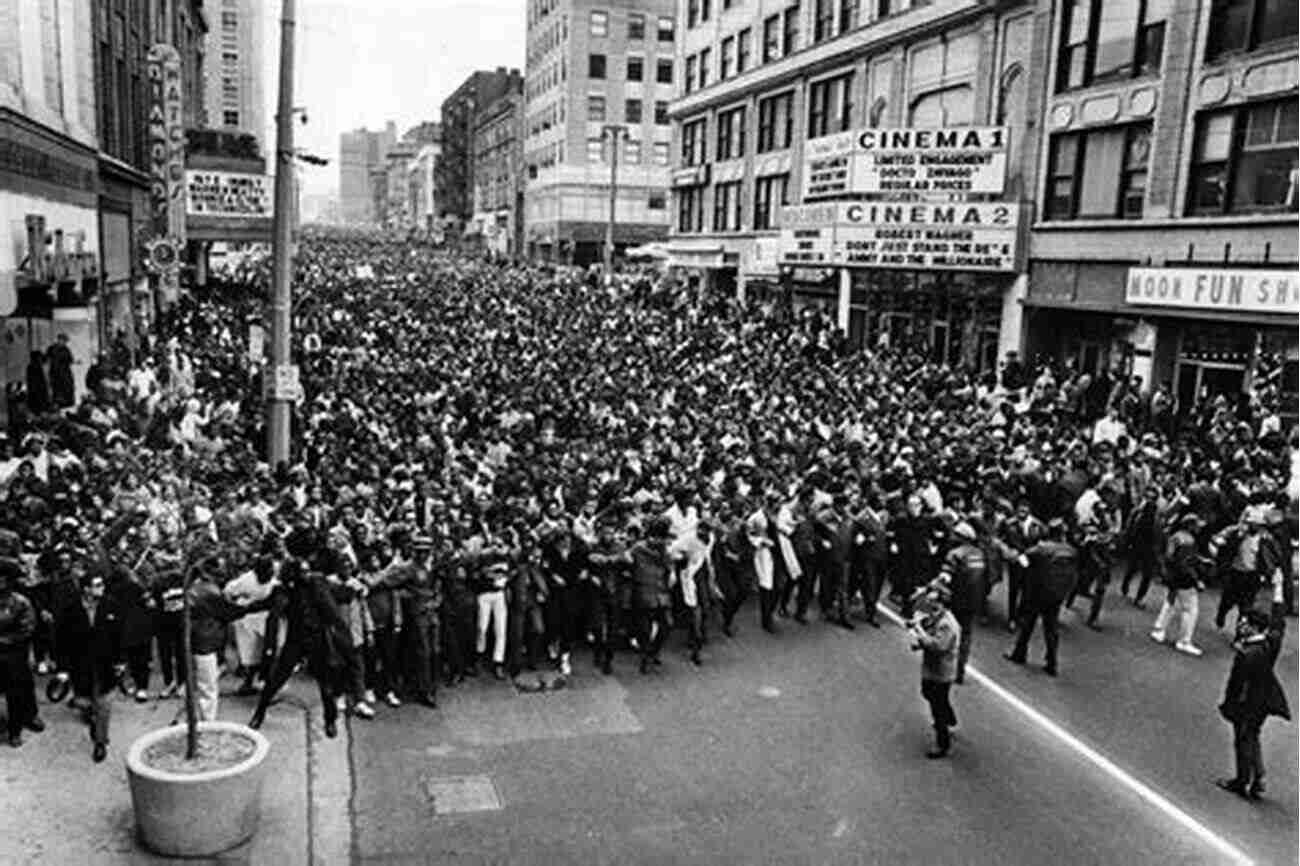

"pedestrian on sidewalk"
[908,582,960,759]
[54,569,122,763]
[1216,567,1290,801]
[1150,514,1207,656]
[188,557,269,721]
[0,558,44,747]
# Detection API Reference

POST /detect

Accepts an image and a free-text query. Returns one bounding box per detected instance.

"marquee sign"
[802,126,1008,200]
[185,170,271,218]
[778,201,1019,271]
[1125,267,1299,315]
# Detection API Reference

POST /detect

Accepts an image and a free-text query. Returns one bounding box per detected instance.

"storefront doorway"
[1175,360,1246,413]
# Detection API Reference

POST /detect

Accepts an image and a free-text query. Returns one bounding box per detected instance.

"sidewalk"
[0,674,348,865]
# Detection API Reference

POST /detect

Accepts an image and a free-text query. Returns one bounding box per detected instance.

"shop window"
[754,173,790,229]
[657,59,673,84]
[716,105,747,160]
[1057,0,1168,92]
[1189,98,1299,214]
[587,94,606,121]
[763,15,781,62]
[713,181,744,231]
[737,28,752,72]
[588,53,606,79]
[627,57,643,81]
[808,72,854,139]
[682,117,708,166]
[1207,0,1298,60]
[758,90,795,151]
[677,186,706,232]
[908,86,973,126]
[814,0,835,43]
[589,10,608,36]
[628,12,645,39]
[1045,124,1151,220]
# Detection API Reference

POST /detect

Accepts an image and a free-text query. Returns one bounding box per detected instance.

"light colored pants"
[476,591,507,664]
[233,612,268,668]
[193,652,221,721]
[1153,588,1198,644]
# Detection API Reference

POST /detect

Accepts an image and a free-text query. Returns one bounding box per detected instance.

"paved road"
[349,586,1297,866]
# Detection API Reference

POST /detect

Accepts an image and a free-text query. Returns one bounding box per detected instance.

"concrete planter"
[126,721,271,857]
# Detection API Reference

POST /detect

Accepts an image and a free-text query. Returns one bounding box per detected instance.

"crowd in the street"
[0,234,1294,782]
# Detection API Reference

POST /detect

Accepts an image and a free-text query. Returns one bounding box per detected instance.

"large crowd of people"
[0,235,1294,779]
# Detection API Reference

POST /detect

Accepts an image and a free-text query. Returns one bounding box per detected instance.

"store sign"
[671,165,710,188]
[1125,267,1300,315]
[146,44,185,242]
[803,126,1008,200]
[185,170,270,218]
[778,202,1019,271]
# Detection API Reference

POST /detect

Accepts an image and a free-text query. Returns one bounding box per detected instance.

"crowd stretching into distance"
[0,234,1294,772]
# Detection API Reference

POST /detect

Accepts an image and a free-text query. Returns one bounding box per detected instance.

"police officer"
[403,534,443,708]
[1004,518,1078,677]
[938,522,986,684]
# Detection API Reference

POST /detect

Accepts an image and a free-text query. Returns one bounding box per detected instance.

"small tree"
[178,517,218,760]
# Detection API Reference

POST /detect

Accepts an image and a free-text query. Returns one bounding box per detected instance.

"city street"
[349,590,1298,866]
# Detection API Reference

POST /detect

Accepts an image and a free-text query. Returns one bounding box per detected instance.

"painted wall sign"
[802,126,1008,200]
[1125,267,1299,315]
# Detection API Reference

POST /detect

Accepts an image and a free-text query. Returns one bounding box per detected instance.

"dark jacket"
[189,579,258,655]
[1164,530,1202,591]
[1024,540,1079,607]
[0,590,36,652]
[55,593,123,696]
[1220,602,1291,723]
[108,572,155,649]
[941,542,987,618]
[629,539,672,609]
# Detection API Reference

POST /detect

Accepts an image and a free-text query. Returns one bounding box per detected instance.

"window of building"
[223,109,239,126]
[783,4,801,54]
[655,100,670,125]
[222,51,238,63]
[757,90,795,151]
[721,36,735,79]
[688,0,701,27]
[587,138,605,162]
[649,191,667,209]
[909,85,973,126]
[678,186,706,232]
[814,0,835,43]
[754,173,790,229]
[588,94,606,121]
[682,118,708,166]
[698,48,711,88]
[1190,99,1299,214]
[628,11,646,38]
[658,16,675,42]
[625,140,642,163]
[625,98,643,123]
[1057,0,1169,92]
[1207,0,1298,59]
[685,55,697,93]
[808,72,853,139]
[877,0,894,16]
[702,0,712,22]
[653,141,671,164]
[657,58,674,83]
[839,0,859,33]
[627,56,644,81]
[589,53,606,78]
[763,15,781,62]
[737,28,752,72]
[589,10,608,35]
[716,105,747,160]
[1045,123,1152,220]
[713,181,744,231]
[221,11,237,28]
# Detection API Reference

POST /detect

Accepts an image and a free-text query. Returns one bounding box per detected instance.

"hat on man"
[952,522,977,542]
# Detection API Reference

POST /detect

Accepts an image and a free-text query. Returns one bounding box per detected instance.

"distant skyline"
[257,0,525,197]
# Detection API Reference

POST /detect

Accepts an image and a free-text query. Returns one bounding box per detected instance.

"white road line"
[875,603,1256,866]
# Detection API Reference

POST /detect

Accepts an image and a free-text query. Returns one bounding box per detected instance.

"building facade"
[440,67,524,226]
[383,140,416,229]
[472,81,525,256]
[408,141,442,234]
[202,0,265,144]
[523,0,676,264]
[339,122,396,225]
[1022,0,1297,409]
[668,0,1045,370]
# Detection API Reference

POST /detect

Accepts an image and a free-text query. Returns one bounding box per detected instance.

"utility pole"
[603,124,626,276]
[266,0,296,467]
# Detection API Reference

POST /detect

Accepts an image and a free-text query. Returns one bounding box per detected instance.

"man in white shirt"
[1092,407,1126,445]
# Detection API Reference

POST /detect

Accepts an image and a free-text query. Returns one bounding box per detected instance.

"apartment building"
[202,0,265,145]
[440,68,523,224]
[523,0,677,264]
[668,0,1045,369]
[473,83,526,257]
[1022,0,1297,406]
[339,122,396,225]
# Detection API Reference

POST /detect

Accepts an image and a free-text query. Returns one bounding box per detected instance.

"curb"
[305,700,354,866]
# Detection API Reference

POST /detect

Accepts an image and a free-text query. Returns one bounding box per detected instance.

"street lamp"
[602,123,627,275]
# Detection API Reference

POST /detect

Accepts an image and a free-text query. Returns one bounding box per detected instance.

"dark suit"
[55,593,123,746]
[1220,601,1291,789]
[1009,540,1078,672]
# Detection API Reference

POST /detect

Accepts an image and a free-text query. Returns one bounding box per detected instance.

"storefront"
[1024,261,1298,409]
[98,155,153,351]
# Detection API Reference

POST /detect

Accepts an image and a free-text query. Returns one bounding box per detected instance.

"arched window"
[869,96,887,127]
[908,85,973,126]
[997,65,1026,196]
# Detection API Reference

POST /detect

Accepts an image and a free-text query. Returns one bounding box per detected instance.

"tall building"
[439,68,524,224]
[383,140,417,229]
[409,142,442,233]
[472,79,525,257]
[523,0,676,264]
[339,122,396,225]
[668,0,1045,368]
[1021,0,1297,406]
[202,0,266,145]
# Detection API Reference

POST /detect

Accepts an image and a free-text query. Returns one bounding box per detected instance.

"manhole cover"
[423,775,502,815]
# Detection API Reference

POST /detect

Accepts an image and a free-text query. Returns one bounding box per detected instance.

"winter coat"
[914,608,960,683]
[1023,540,1079,607]
[629,539,673,609]
[55,594,123,697]
[1220,602,1291,723]
[0,590,36,651]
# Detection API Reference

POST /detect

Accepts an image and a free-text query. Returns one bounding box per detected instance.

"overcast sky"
[263,0,525,196]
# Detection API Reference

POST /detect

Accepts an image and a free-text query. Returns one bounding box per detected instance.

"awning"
[1021,296,1294,329]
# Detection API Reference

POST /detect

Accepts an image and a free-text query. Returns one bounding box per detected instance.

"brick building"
[440,68,524,226]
